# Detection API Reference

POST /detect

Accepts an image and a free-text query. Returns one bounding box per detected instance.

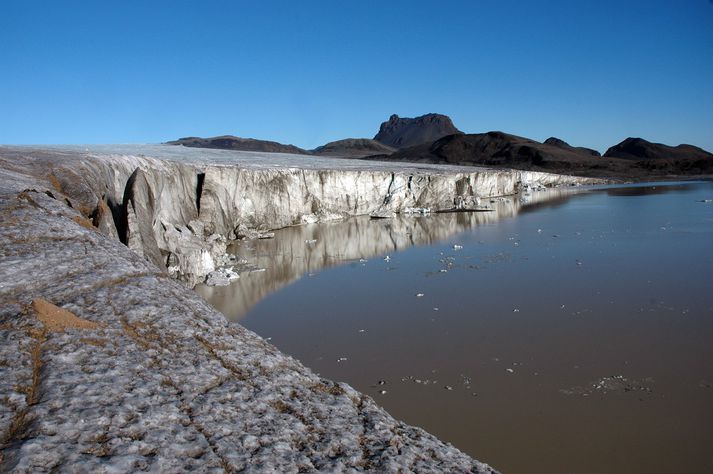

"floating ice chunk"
[453,244,463,250]
[415,293,424,298]
[370,209,395,219]
[235,225,274,240]
[403,207,431,215]
[301,214,319,224]
[205,267,240,286]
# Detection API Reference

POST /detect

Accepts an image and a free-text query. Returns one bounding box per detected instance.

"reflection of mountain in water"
[196,187,587,321]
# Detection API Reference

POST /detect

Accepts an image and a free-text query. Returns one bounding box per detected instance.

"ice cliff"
[0,145,602,287]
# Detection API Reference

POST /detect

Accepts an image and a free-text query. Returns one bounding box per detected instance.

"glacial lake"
[196,181,713,474]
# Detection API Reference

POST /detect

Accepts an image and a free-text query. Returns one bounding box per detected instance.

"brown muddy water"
[196,181,713,473]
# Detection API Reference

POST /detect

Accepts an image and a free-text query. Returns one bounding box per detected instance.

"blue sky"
[1,0,712,152]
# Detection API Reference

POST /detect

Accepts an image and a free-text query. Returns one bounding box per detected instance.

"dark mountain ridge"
[368,132,713,177]
[166,115,711,177]
[374,131,600,167]
[544,137,601,157]
[604,137,713,161]
[167,135,310,155]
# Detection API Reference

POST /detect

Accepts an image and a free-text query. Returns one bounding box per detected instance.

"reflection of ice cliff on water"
[197,186,588,321]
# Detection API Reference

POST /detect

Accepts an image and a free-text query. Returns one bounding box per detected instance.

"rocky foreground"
[0,145,601,472]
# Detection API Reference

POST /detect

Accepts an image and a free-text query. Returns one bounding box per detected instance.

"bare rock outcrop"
[374,113,462,149]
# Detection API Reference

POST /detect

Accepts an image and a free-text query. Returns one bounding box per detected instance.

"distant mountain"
[544,137,601,157]
[604,137,713,161]
[367,132,713,177]
[167,136,309,155]
[165,122,712,177]
[373,113,461,149]
[311,138,396,158]
[599,137,713,175]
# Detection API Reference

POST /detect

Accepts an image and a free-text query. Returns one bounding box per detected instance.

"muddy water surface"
[197,182,713,473]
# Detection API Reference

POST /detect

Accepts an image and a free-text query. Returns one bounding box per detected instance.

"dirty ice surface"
[23,143,490,173]
[201,181,713,474]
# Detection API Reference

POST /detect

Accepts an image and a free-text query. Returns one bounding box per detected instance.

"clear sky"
[1,0,712,153]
